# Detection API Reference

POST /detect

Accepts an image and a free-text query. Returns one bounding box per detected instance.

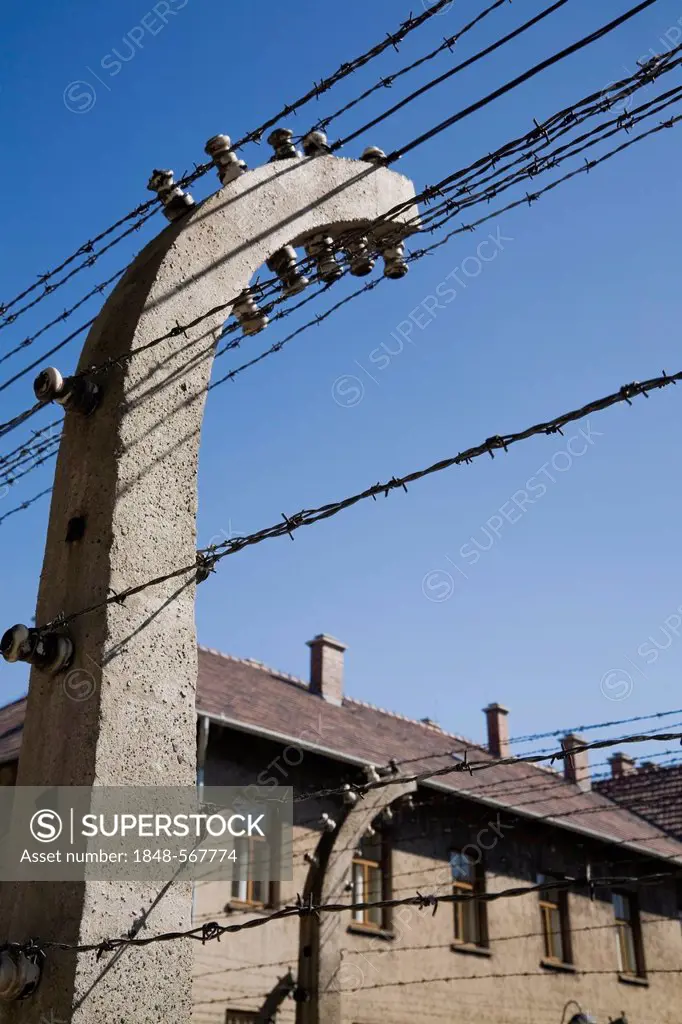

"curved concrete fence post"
[1,156,418,1023]
[297,779,417,1024]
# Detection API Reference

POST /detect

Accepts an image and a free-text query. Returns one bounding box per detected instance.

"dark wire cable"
[1,78,677,461]
[5,41,675,402]
[333,0,573,151]
[388,0,663,162]
[309,0,514,137]
[25,871,681,955]
[36,368,682,634]
[0,0,456,331]
[0,487,51,528]
[510,707,682,746]
[0,418,61,470]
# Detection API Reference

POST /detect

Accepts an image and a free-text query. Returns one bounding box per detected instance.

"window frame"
[225,1011,259,1024]
[537,872,572,965]
[229,834,279,910]
[613,890,646,978]
[350,836,392,932]
[451,850,488,949]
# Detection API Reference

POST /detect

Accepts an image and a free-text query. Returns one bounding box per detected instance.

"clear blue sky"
[1,0,681,766]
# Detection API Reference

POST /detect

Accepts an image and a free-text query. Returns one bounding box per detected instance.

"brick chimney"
[307,634,346,705]
[609,752,636,778]
[483,703,510,758]
[562,732,591,791]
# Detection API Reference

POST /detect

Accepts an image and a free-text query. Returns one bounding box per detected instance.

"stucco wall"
[191,727,682,1024]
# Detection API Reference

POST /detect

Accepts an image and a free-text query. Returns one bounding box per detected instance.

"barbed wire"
[83,65,682,387]
[397,708,682,769]
[4,43,673,409]
[0,265,122,371]
[388,0,662,163]
[0,48,675,576]
[0,214,156,338]
[294,782,682,867]
[311,0,539,140]
[332,0,572,151]
[415,88,682,237]
[0,210,156,329]
[3,6,667,389]
[292,731,682,807]
[0,0,457,331]
[411,106,682,256]
[0,403,45,442]
[414,81,682,232]
[36,367,681,633]
[191,913,674,978]
[17,83,665,467]
[340,962,682,994]
[0,487,51,528]
[0,418,61,471]
[20,871,676,958]
[0,435,60,487]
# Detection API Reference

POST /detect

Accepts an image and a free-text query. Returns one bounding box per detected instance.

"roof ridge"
[343,695,479,749]
[198,645,309,690]
[0,695,27,712]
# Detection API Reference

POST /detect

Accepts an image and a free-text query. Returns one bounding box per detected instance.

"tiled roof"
[594,764,682,841]
[0,696,27,765]
[3,647,682,864]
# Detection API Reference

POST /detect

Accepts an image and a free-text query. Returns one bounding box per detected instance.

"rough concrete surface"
[0,156,417,1023]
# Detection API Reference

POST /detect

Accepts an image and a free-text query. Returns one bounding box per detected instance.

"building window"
[352,836,391,930]
[225,1012,259,1024]
[451,850,487,947]
[230,835,273,908]
[538,873,571,964]
[613,892,645,977]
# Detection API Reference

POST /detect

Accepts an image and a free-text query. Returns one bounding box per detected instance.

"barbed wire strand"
[0,0,458,330]
[4,45,673,407]
[0,487,51,528]
[388,0,662,163]
[0,418,61,470]
[20,871,678,957]
[3,4,672,377]
[396,709,682,769]
[192,913,674,979]
[313,0,552,141]
[2,67,676,528]
[0,403,45,443]
[35,367,681,634]
[0,437,60,487]
[510,707,682,746]
[294,731,682,807]
[332,0,573,151]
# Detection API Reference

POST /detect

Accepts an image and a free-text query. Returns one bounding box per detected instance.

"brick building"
[594,754,682,841]
[1,635,681,1024]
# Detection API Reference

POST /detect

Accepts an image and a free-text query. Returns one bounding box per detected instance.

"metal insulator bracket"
[267,128,301,161]
[34,367,100,415]
[0,945,44,1002]
[205,135,247,185]
[0,624,74,675]
[147,169,195,222]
